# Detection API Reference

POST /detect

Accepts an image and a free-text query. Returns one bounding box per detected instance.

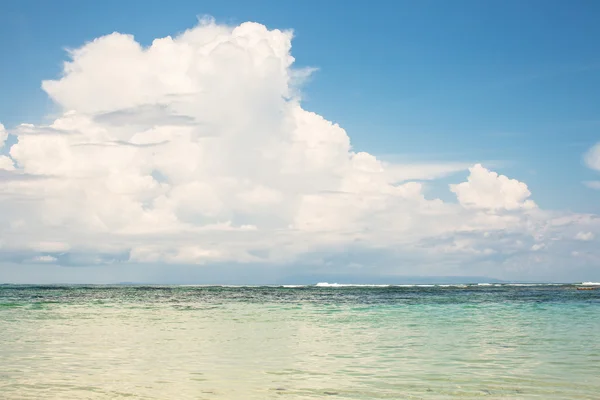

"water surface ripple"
[1,284,599,399]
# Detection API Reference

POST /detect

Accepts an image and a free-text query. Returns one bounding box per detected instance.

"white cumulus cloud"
[449,164,536,211]
[0,18,598,282]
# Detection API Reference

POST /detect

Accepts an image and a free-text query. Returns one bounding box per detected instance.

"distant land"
[2,277,592,285]
[277,275,507,285]
[108,276,507,285]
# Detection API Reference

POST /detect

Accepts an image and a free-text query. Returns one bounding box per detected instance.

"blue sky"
[0,1,599,283]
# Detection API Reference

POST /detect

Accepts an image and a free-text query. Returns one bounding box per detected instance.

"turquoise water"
[1,284,599,399]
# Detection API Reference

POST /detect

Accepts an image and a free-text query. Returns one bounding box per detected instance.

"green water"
[1,284,599,399]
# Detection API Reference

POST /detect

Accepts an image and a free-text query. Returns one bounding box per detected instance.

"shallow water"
[1,284,599,399]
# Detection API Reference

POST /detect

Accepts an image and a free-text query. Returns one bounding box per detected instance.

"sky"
[0,0,599,283]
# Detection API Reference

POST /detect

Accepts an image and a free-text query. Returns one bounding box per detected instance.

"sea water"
[1,284,599,399]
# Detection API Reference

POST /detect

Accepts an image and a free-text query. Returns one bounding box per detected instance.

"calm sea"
[1,284,599,399]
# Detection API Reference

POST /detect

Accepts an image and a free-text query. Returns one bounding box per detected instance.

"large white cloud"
[0,19,598,281]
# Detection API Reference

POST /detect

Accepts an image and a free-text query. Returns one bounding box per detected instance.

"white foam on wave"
[315,283,474,288]
[315,282,390,288]
[221,285,261,288]
[505,283,561,287]
[179,284,209,287]
[177,282,590,289]
[506,283,538,287]
[392,284,436,287]
[437,284,468,288]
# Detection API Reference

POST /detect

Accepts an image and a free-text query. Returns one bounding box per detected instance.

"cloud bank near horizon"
[0,18,598,282]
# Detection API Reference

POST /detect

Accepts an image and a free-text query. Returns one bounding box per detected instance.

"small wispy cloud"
[575,232,595,241]
[0,170,53,182]
[31,255,58,263]
[9,124,77,136]
[584,181,600,190]
[584,143,600,171]
[71,140,170,148]
[94,104,197,127]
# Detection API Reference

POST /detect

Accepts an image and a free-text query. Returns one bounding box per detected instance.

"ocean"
[1,283,599,399]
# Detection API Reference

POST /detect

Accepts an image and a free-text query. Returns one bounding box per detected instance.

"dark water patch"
[1,285,598,309]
